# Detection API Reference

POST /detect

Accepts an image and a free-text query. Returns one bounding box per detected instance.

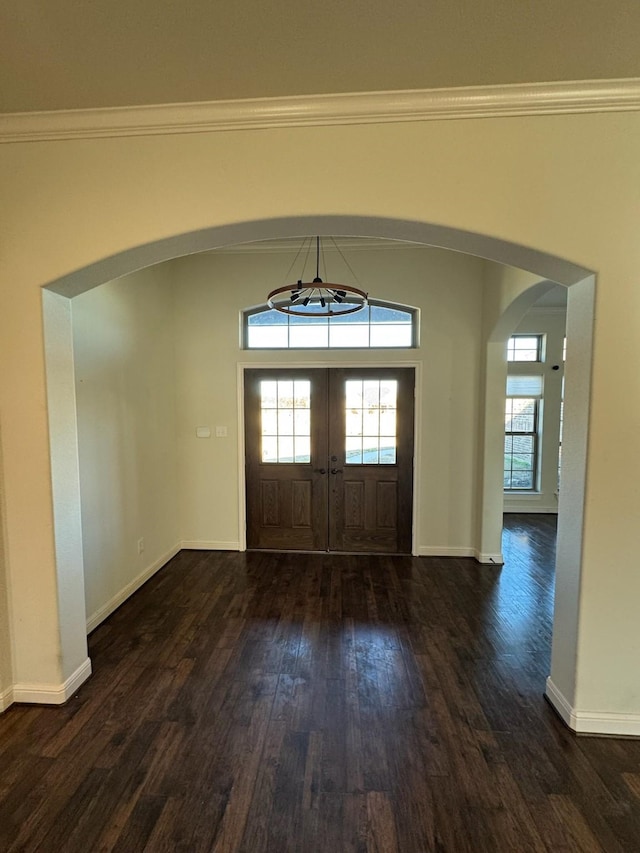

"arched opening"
[41,215,594,727]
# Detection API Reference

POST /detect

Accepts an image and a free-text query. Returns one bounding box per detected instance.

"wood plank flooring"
[1,514,640,851]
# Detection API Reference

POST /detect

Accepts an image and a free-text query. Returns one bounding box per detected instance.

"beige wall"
[0,425,13,709]
[73,265,179,628]
[74,244,486,633]
[172,245,485,554]
[1,109,639,730]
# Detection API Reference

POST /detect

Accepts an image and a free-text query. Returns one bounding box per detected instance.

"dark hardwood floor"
[1,514,640,851]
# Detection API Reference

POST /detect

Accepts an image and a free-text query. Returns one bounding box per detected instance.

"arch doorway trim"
[41,215,594,734]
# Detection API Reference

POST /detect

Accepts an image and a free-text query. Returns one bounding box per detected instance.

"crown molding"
[2,78,640,144]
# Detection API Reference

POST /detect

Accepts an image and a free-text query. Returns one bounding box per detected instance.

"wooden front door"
[244,367,414,553]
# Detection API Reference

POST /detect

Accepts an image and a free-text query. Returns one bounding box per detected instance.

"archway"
[41,215,594,730]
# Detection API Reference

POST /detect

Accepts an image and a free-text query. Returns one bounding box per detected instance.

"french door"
[244,367,414,553]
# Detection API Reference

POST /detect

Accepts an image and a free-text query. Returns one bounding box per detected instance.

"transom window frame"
[242,298,419,350]
[506,334,544,362]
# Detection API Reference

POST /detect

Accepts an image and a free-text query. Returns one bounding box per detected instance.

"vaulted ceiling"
[2,0,640,114]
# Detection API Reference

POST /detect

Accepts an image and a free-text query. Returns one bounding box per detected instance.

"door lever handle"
[330,468,343,474]
[314,468,327,474]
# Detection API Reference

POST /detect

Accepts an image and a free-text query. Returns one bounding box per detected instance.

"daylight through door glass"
[345,379,397,464]
[260,380,311,463]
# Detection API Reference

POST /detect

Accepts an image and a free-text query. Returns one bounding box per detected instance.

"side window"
[504,374,543,490]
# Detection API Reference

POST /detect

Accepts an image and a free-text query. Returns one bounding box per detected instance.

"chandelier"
[267,236,368,317]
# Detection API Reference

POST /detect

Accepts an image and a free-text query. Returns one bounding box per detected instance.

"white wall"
[172,243,486,556]
[72,265,180,630]
[504,307,567,513]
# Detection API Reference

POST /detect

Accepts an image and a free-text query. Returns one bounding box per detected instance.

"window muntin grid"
[244,301,417,349]
[504,397,538,489]
[506,335,542,362]
[345,379,397,464]
[260,379,311,463]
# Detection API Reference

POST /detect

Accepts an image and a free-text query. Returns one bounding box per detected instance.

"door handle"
[330,468,343,474]
[314,468,327,474]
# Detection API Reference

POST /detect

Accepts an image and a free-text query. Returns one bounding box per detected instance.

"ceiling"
[2,0,640,114]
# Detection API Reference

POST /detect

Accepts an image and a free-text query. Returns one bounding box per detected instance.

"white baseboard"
[546,676,640,737]
[181,540,240,550]
[475,551,504,565]
[11,657,92,707]
[503,506,558,514]
[86,543,181,633]
[417,546,503,565]
[417,546,475,558]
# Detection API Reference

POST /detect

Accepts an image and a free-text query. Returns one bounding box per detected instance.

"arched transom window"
[243,300,418,349]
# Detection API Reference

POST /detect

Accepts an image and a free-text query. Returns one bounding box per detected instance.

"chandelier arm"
[267,282,368,316]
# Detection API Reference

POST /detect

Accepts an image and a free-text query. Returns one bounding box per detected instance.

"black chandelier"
[267,236,368,317]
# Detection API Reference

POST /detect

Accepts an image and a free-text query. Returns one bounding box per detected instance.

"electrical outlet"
[138,538,145,554]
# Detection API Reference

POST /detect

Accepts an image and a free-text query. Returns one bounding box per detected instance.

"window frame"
[504,395,541,491]
[242,299,419,350]
[506,334,544,362]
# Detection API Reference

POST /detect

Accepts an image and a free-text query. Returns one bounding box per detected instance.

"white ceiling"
[3,0,640,114]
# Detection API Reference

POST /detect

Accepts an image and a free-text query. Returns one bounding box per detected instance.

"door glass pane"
[380,379,398,407]
[380,439,397,465]
[346,409,362,436]
[362,407,380,436]
[278,408,294,435]
[379,409,396,435]
[278,436,294,463]
[260,379,311,463]
[262,436,278,463]
[346,436,363,464]
[295,436,310,462]
[261,381,277,408]
[345,380,363,408]
[277,381,294,408]
[294,381,311,408]
[294,409,310,435]
[362,439,380,464]
[345,378,398,465]
[261,409,278,436]
[363,380,380,408]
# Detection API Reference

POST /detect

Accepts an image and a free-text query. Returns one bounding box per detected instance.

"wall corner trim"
[2,78,640,144]
[545,677,640,737]
[10,658,92,707]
